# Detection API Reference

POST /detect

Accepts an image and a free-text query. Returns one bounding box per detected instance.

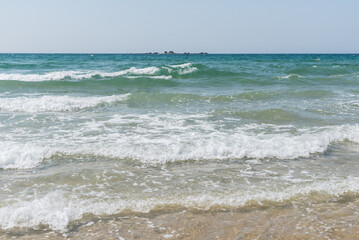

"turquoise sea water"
[1,54,359,232]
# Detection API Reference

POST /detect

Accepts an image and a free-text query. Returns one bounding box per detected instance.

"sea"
[1,54,359,238]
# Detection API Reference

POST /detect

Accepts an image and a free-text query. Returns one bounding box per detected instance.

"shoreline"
[2,198,359,240]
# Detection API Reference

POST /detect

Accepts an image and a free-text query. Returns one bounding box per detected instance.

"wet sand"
[1,198,359,240]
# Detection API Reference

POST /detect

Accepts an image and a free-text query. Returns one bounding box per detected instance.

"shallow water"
[0,54,359,236]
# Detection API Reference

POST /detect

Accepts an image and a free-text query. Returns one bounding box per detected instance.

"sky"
[0,0,358,53]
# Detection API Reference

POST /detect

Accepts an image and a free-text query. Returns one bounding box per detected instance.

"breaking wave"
[1,124,359,169]
[0,63,198,82]
[1,176,359,232]
[0,94,130,112]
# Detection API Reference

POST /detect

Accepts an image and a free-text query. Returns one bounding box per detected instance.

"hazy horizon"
[1,0,358,53]
[1,52,359,54]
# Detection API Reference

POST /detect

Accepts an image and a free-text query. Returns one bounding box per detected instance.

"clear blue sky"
[0,0,358,53]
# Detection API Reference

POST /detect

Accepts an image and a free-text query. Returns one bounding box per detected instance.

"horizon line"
[0,52,359,55]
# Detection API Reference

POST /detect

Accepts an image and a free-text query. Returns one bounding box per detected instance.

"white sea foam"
[126,75,173,80]
[0,71,94,82]
[117,66,160,75]
[0,67,160,82]
[0,63,196,81]
[169,63,193,68]
[2,124,359,169]
[71,124,359,163]
[169,63,198,74]
[1,176,359,231]
[150,76,173,79]
[0,143,50,169]
[0,94,130,112]
[278,74,303,79]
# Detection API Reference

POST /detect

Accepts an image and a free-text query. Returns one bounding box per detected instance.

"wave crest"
[0,63,198,82]
[1,176,359,231]
[0,94,130,112]
[1,124,359,169]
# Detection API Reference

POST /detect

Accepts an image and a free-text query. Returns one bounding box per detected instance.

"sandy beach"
[2,197,359,240]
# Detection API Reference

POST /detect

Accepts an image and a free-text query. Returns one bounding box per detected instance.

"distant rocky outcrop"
[145,51,208,55]
[164,51,175,54]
